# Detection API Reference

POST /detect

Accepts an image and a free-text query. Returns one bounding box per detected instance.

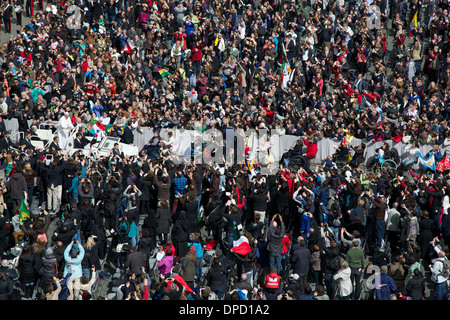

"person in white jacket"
[171,41,182,66]
[77,267,97,300]
[333,260,353,300]
[216,33,226,62]
[58,112,74,148]
[401,141,420,168]
[429,250,449,300]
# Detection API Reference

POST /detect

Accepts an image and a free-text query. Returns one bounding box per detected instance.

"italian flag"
[230,224,251,256]
[281,60,293,89]
[157,68,171,78]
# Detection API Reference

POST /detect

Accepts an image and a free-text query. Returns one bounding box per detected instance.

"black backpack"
[373,249,390,267]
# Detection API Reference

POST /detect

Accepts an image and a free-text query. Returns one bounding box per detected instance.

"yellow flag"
[411,10,418,28]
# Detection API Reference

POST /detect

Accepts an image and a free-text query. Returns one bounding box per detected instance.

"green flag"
[157,68,171,78]
[19,199,30,223]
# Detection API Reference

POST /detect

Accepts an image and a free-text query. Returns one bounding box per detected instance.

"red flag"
[437,155,450,172]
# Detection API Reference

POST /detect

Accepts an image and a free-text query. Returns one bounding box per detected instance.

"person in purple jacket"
[157,247,174,278]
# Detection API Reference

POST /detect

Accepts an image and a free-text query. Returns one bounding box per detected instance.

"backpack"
[374,249,390,267]
[438,258,450,278]
[265,273,281,289]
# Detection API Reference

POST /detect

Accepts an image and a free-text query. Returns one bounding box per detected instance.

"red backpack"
[265,272,280,289]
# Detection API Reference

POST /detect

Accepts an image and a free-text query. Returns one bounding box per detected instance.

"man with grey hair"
[386,202,401,252]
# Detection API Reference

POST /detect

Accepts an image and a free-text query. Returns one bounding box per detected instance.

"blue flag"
[416,151,435,171]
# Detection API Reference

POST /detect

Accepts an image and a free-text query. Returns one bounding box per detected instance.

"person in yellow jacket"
[242,148,258,176]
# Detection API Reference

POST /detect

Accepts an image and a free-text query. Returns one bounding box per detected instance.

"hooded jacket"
[6,172,27,199]
[41,249,58,286]
[157,254,174,275]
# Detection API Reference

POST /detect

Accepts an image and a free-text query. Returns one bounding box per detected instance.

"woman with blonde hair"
[32,236,47,291]
[81,235,101,279]
[333,260,353,300]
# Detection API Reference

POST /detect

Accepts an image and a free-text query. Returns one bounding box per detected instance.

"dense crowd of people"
[0,0,448,301]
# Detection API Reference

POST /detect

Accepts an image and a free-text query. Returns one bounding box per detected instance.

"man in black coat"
[48,136,61,152]
[45,158,67,214]
[3,1,12,33]
[267,214,285,275]
[73,132,93,149]
[0,131,16,153]
[222,205,242,256]
[180,194,199,234]
[290,238,310,293]
[138,173,153,217]
[19,131,34,151]
[125,245,146,277]
[285,33,296,65]
[0,216,8,262]
[0,271,13,300]
[119,125,134,145]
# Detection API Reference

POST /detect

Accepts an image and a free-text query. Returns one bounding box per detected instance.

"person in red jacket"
[192,41,203,74]
[303,137,318,171]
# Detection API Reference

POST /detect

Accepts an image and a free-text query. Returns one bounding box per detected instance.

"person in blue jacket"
[300,212,312,246]
[68,161,85,204]
[373,265,398,300]
[63,240,85,300]
[188,232,204,281]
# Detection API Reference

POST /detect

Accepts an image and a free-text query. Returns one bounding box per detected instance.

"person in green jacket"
[345,240,365,300]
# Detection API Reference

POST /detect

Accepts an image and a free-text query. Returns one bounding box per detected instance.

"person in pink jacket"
[157,247,174,277]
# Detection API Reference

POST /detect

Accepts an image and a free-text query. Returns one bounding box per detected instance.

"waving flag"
[157,68,171,78]
[90,118,112,137]
[121,39,136,54]
[281,60,293,89]
[237,288,248,300]
[230,224,251,256]
[409,10,418,38]
[411,10,418,28]
[416,151,435,171]
[19,199,30,223]
[437,155,450,172]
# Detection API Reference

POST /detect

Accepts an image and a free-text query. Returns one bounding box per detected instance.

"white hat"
[290,273,299,280]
